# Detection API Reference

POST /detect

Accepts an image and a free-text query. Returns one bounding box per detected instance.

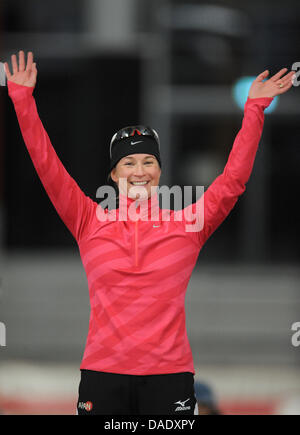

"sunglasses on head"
[110,125,160,159]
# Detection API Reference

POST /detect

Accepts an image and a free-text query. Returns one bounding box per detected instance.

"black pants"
[77,369,197,415]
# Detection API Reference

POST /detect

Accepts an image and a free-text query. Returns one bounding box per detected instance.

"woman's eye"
[124,161,153,166]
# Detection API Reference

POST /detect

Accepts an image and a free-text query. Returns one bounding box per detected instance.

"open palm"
[4,50,37,88]
[248,68,295,99]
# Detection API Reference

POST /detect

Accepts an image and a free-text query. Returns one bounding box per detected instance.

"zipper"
[134,220,139,267]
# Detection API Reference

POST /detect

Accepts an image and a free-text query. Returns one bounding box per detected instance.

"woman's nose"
[134,164,146,175]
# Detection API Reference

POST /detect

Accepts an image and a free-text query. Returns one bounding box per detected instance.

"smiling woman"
[110,152,162,200]
[106,125,162,201]
[5,50,295,415]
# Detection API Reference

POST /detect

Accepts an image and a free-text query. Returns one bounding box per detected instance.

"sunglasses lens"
[112,126,159,148]
[120,128,133,139]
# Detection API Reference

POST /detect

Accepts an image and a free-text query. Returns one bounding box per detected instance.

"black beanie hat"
[109,126,162,173]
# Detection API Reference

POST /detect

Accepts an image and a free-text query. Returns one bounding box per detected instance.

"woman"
[5,51,294,415]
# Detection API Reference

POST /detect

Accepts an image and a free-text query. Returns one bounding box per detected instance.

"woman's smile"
[110,153,161,199]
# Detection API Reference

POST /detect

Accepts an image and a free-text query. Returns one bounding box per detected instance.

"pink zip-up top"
[8,81,272,375]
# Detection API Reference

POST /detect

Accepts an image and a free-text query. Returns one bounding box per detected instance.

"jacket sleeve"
[7,81,96,242]
[181,96,273,248]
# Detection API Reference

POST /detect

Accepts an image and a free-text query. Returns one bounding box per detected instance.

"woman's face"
[110,153,161,200]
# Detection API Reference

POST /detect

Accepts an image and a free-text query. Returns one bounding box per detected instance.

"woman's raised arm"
[181,68,295,247]
[5,50,96,242]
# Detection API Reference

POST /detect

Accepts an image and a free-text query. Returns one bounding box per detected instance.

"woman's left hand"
[248,68,295,99]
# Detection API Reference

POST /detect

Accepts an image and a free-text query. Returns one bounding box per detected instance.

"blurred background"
[0,0,300,415]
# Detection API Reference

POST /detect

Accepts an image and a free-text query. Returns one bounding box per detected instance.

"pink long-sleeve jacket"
[8,80,272,375]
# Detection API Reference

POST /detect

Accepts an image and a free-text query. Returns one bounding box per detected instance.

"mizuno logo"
[131,141,143,145]
[174,398,191,412]
[175,399,190,407]
[153,225,160,228]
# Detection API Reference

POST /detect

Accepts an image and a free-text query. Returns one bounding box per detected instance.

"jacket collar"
[117,189,160,221]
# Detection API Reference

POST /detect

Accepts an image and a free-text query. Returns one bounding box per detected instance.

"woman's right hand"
[4,50,37,88]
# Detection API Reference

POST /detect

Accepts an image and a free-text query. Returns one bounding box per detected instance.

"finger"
[255,70,269,82]
[25,51,34,72]
[285,70,297,84]
[19,50,25,72]
[29,62,37,85]
[4,62,12,79]
[277,71,295,87]
[270,68,288,82]
[277,82,293,95]
[31,62,37,76]
[11,54,18,74]
[276,76,294,94]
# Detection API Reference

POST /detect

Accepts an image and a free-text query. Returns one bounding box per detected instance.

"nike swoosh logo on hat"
[131,141,143,145]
